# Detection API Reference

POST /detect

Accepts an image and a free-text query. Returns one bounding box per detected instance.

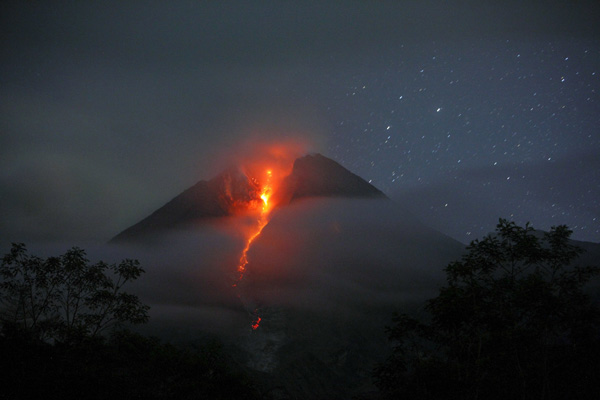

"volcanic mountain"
[106,152,600,399]
[110,153,386,243]
[110,152,468,398]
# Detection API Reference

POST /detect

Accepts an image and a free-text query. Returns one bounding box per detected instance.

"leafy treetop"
[0,243,149,342]
[375,219,600,400]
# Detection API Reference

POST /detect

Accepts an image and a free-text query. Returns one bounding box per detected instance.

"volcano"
[110,154,385,243]
[109,152,467,399]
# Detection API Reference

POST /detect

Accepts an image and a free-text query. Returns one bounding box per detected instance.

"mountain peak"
[110,153,386,243]
[285,153,386,201]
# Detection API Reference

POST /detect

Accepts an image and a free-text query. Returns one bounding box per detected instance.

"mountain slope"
[107,152,470,398]
[132,196,467,399]
[112,172,229,243]
[283,153,386,201]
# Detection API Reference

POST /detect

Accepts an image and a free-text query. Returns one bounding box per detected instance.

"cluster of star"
[326,39,599,242]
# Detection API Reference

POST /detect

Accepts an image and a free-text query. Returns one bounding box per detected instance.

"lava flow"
[233,169,275,330]
[251,315,262,330]
[226,140,307,330]
[236,170,273,280]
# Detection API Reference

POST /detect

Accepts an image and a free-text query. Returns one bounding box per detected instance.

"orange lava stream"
[234,170,274,330]
[237,170,273,278]
[251,316,262,330]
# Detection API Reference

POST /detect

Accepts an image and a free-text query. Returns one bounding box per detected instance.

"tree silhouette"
[0,243,149,342]
[375,219,600,399]
[0,244,261,399]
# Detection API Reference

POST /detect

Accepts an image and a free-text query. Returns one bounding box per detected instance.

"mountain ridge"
[110,153,386,243]
[284,153,386,201]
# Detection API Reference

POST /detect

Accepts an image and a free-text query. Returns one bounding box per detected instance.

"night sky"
[1,1,599,245]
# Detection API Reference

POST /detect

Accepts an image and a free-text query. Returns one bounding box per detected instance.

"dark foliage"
[374,219,600,400]
[0,243,149,341]
[0,325,260,400]
[0,244,261,400]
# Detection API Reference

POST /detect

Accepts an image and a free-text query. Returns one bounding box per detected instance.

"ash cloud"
[206,136,321,179]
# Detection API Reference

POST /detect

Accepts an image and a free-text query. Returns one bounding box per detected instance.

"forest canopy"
[374,219,600,400]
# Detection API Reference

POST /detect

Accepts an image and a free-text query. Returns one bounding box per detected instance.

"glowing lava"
[251,315,262,330]
[233,169,277,330]
[236,169,273,281]
[226,140,307,331]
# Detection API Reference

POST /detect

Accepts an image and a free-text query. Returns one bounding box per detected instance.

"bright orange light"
[235,168,276,281]
[228,144,302,330]
[251,316,262,330]
[217,140,309,330]
[233,169,276,331]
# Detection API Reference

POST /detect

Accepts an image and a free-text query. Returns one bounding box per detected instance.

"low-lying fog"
[8,198,465,342]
